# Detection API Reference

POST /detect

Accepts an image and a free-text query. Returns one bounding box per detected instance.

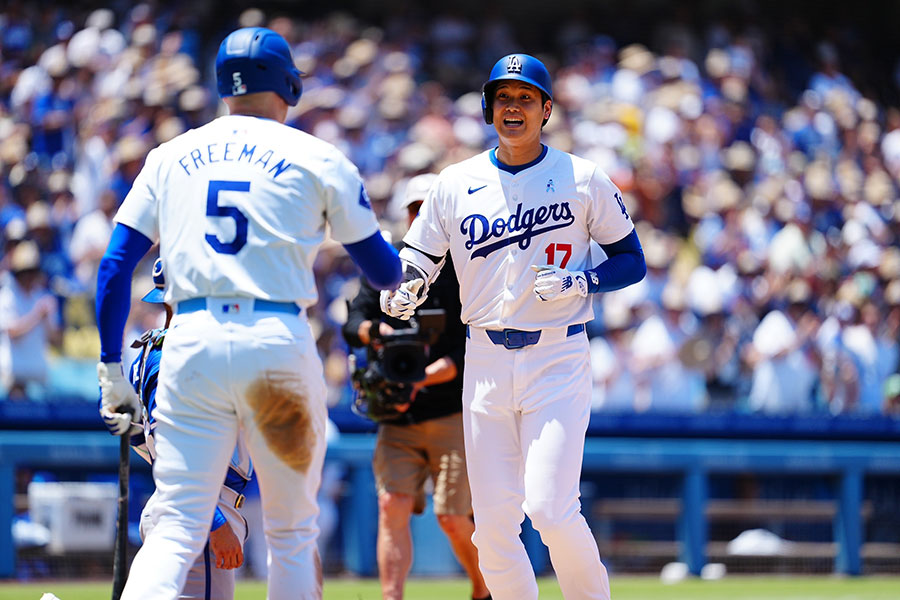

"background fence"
[3,417,899,580]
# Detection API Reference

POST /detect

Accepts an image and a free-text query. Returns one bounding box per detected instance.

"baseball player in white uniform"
[382,54,647,599]
[95,27,401,600]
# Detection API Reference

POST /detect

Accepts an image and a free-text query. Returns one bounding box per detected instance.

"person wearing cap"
[109,258,254,600]
[342,173,490,600]
[744,309,818,415]
[30,44,76,168]
[0,240,60,399]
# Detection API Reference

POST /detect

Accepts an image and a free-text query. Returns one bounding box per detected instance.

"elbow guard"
[398,245,445,292]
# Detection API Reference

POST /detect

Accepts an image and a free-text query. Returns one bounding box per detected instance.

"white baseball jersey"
[118,114,366,600]
[404,145,633,330]
[114,114,379,307]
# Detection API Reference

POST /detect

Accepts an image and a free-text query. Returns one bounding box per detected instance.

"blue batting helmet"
[481,53,553,125]
[141,258,165,304]
[215,27,302,106]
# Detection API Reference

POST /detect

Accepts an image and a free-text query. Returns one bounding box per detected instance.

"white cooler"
[27,481,118,554]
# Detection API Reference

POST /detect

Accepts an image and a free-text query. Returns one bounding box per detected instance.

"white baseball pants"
[122,299,327,600]
[139,487,248,600]
[463,327,610,600]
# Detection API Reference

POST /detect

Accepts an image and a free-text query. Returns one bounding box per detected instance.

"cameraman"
[342,174,490,600]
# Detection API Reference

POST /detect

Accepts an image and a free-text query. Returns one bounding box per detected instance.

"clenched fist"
[97,362,141,436]
[531,265,588,302]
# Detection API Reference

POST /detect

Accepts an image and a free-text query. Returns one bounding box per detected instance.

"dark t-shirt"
[343,255,465,424]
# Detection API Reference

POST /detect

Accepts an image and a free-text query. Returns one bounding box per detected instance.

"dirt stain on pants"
[247,371,315,472]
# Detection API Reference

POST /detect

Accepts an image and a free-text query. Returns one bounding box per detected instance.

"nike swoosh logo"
[468,185,487,194]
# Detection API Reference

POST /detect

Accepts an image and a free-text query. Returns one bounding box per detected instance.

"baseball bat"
[111,431,130,600]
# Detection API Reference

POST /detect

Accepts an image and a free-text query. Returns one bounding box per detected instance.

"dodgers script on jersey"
[114,114,379,307]
[404,145,633,330]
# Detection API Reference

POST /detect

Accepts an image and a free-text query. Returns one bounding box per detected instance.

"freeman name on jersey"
[461,200,575,259]
[177,142,291,180]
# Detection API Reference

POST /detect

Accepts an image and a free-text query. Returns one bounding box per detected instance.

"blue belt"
[176,298,301,315]
[467,323,585,350]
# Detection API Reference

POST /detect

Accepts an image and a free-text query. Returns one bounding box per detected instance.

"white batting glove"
[97,361,141,436]
[531,264,588,302]
[379,278,426,321]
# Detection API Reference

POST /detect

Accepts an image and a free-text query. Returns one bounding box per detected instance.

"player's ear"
[542,97,552,127]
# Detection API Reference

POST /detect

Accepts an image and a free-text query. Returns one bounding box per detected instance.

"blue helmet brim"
[482,74,552,100]
[141,288,165,304]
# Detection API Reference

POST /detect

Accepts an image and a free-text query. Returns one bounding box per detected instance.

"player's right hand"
[379,278,426,320]
[97,361,141,436]
[209,522,243,569]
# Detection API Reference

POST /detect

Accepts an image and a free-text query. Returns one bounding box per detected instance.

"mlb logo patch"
[222,304,240,313]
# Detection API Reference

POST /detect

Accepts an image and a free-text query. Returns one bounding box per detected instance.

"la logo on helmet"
[506,56,522,73]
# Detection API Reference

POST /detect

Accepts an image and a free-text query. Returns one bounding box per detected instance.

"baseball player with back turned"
[382,54,646,599]
[95,27,401,600]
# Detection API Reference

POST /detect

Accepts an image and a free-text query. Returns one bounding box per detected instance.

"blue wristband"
[210,506,227,532]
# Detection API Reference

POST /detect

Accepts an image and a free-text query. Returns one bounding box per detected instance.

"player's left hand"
[209,522,243,569]
[97,361,142,436]
[531,265,588,302]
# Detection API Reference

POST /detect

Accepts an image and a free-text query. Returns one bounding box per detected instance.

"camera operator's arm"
[343,279,412,415]
[355,321,395,346]
[342,278,385,348]
[411,356,458,400]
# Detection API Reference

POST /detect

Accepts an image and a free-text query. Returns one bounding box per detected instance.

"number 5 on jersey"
[544,242,571,268]
[206,180,249,255]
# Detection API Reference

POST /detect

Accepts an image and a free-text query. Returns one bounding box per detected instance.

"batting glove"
[379,278,426,320]
[531,264,588,302]
[97,361,141,436]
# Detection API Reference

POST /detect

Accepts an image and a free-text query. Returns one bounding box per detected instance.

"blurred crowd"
[2,2,900,417]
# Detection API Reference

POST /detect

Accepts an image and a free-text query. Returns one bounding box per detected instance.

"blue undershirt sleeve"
[96,224,153,363]
[210,505,227,532]
[343,231,402,290]
[586,229,647,293]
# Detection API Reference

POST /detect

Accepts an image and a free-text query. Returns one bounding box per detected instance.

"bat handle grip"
[111,432,130,600]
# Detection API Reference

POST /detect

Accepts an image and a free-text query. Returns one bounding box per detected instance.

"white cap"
[401,173,437,210]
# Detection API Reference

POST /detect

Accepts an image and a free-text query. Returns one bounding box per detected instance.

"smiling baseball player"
[95,27,401,600]
[383,54,646,599]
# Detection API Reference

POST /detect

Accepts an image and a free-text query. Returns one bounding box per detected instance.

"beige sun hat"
[10,240,41,273]
[618,44,655,74]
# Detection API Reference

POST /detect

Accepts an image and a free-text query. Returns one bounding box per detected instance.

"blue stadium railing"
[1,403,900,578]
[4,398,900,440]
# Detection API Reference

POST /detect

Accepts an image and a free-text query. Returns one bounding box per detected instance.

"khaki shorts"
[373,412,472,516]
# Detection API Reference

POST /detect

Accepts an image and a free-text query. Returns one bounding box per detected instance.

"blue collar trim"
[489,144,548,174]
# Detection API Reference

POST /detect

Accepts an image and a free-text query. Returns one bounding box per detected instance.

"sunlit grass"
[2,575,899,600]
